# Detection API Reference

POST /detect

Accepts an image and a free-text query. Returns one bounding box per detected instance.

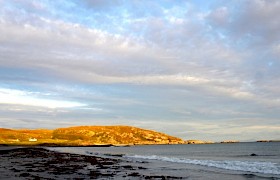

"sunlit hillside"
[0,126,183,146]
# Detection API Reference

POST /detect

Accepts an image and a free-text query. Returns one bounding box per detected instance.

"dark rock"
[243,174,256,178]
[122,165,134,170]
[128,172,141,176]
[138,166,147,169]
[19,173,30,177]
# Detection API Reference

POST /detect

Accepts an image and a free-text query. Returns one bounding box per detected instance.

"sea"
[49,142,280,179]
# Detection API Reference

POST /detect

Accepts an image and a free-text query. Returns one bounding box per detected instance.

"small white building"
[29,138,37,142]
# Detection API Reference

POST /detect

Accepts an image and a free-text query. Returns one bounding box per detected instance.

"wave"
[125,155,280,175]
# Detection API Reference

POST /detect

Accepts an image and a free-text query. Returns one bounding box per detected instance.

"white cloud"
[0,88,86,108]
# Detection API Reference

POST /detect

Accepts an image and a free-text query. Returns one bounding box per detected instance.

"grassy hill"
[0,126,183,146]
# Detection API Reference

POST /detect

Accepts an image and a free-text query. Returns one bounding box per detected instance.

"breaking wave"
[125,155,280,175]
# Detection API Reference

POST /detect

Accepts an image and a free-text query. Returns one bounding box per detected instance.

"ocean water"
[50,142,280,179]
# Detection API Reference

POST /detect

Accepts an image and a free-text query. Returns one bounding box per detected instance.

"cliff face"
[0,126,183,146]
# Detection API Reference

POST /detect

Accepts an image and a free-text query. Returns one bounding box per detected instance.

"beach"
[0,147,184,179]
[49,143,280,180]
[1,143,280,179]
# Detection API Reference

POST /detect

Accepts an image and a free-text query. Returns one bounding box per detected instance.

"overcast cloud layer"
[0,0,279,141]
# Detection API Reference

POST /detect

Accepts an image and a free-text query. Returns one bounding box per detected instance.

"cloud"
[207,6,229,27]
[0,0,279,141]
[233,0,280,43]
[0,88,86,108]
[0,9,278,111]
[207,0,280,48]
[130,119,280,141]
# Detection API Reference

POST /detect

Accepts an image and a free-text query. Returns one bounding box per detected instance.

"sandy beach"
[0,147,185,179]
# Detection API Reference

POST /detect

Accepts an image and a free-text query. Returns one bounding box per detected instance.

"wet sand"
[0,147,185,179]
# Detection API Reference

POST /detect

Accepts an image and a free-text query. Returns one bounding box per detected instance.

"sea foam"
[125,155,280,175]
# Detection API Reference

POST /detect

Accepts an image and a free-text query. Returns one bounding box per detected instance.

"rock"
[256,140,269,142]
[184,140,214,144]
[257,140,280,142]
[220,140,240,143]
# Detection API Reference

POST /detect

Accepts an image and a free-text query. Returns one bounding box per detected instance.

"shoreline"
[1,141,279,148]
[0,147,185,179]
[1,144,279,179]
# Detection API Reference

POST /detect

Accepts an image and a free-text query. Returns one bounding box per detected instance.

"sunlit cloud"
[0,88,86,108]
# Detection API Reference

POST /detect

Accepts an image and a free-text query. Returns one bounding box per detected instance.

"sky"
[0,0,279,141]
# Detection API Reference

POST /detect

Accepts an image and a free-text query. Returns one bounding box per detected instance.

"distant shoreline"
[1,141,279,148]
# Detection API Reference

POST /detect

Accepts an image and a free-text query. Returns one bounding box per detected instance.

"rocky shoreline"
[0,147,185,179]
